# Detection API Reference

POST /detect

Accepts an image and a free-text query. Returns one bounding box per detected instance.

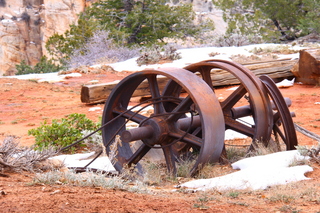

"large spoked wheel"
[101,68,225,176]
[164,60,274,146]
[260,75,298,150]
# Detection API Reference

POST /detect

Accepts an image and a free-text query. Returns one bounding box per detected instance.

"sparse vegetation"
[212,0,320,42]
[249,45,299,55]
[21,12,30,22]
[67,30,140,69]
[228,191,240,198]
[0,136,58,173]
[28,113,101,152]
[268,194,295,203]
[136,44,181,66]
[46,0,214,65]
[16,56,63,75]
[193,193,211,210]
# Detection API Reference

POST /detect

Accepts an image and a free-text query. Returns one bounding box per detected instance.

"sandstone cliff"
[0,0,86,76]
[0,0,225,76]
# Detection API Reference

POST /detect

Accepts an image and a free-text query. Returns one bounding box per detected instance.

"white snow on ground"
[3,43,305,82]
[50,149,313,191]
[109,43,303,72]
[276,78,295,88]
[50,152,116,173]
[179,150,312,191]
[3,72,82,83]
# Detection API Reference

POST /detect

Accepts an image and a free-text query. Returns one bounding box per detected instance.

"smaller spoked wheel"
[259,75,298,150]
[101,68,225,177]
[164,60,274,148]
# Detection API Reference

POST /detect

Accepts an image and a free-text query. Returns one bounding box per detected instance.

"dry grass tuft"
[0,136,59,174]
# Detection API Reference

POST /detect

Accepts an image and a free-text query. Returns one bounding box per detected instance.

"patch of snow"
[3,72,82,83]
[179,150,312,191]
[276,78,295,88]
[1,19,14,23]
[50,152,116,173]
[88,107,102,112]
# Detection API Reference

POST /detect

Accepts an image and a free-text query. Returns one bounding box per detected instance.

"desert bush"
[136,44,181,66]
[31,169,150,193]
[46,0,214,63]
[67,30,139,69]
[214,33,257,47]
[28,113,100,152]
[250,45,299,55]
[16,56,63,75]
[0,136,58,173]
[21,12,30,22]
[212,0,320,41]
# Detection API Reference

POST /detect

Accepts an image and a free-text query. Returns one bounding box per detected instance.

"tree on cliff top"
[46,0,214,64]
[212,0,320,42]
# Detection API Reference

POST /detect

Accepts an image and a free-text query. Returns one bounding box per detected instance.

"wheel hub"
[140,116,175,146]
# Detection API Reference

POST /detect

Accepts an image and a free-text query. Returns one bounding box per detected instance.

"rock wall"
[0,0,86,76]
[0,0,225,76]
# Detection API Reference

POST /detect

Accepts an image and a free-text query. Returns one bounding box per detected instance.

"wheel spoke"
[125,143,151,166]
[220,85,247,110]
[168,129,202,147]
[113,107,147,124]
[225,116,255,137]
[273,124,286,143]
[147,75,165,114]
[162,146,176,175]
[199,67,214,90]
[167,96,193,122]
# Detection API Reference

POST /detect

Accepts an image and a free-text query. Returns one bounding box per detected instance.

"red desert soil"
[0,70,320,212]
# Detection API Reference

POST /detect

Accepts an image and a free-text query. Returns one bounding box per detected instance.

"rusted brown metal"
[101,68,225,176]
[260,75,298,150]
[164,60,273,144]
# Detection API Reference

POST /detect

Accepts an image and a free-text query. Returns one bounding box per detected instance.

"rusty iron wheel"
[101,68,225,176]
[164,60,274,146]
[259,75,298,150]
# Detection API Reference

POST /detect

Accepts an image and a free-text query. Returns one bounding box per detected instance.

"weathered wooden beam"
[81,59,297,104]
[81,78,169,104]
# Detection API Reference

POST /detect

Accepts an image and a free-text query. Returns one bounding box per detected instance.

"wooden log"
[81,59,297,104]
[292,49,320,85]
[81,78,169,104]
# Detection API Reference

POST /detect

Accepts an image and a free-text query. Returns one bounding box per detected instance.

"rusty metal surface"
[260,75,298,150]
[101,68,225,176]
[164,60,273,143]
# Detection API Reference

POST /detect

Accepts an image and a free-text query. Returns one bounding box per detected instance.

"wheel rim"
[102,68,225,176]
[259,75,298,150]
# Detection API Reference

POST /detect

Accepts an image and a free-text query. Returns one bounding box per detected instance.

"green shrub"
[46,0,214,62]
[16,56,63,75]
[29,113,100,152]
